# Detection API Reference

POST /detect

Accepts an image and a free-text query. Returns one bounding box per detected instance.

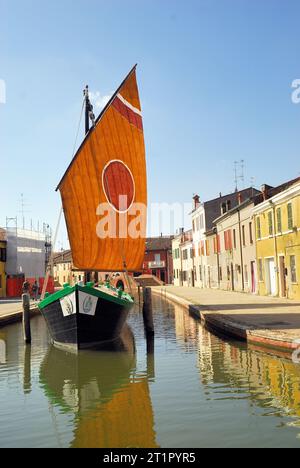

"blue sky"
[1,0,300,244]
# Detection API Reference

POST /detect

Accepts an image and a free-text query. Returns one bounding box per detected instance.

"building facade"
[172,231,183,286]
[142,236,173,284]
[6,227,47,279]
[172,230,194,286]
[191,188,260,289]
[253,179,300,299]
[0,229,7,298]
[214,199,257,293]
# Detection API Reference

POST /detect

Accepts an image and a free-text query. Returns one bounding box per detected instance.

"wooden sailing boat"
[38,66,147,350]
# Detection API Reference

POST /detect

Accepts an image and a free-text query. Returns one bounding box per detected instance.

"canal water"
[0,295,300,448]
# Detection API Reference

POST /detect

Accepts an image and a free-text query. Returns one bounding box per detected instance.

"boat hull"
[39,285,133,350]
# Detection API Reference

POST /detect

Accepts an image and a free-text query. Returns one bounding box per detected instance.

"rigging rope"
[40,98,85,300]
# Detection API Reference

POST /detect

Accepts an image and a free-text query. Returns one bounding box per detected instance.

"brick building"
[142,236,174,284]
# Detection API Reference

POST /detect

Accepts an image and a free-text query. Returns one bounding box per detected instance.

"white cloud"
[89,91,113,110]
[0,79,6,104]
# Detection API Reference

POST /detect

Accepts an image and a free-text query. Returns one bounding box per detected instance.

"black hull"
[40,288,133,350]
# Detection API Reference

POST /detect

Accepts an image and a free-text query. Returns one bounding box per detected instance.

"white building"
[6,227,47,279]
[191,189,259,289]
[172,229,194,287]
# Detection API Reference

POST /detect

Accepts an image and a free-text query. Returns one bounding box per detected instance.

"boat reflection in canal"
[39,325,158,448]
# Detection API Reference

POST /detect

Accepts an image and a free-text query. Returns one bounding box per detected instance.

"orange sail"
[57,66,147,271]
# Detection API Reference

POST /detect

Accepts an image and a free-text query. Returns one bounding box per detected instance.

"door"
[267,259,276,296]
[251,261,256,294]
[279,256,287,297]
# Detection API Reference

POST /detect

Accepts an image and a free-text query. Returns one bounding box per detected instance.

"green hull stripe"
[38,284,134,310]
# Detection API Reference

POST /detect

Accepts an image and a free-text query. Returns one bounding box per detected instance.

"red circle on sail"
[102,160,135,212]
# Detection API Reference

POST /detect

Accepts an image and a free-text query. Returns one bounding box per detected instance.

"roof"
[254,176,300,206]
[52,250,72,264]
[214,198,255,224]
[192,187,261,231]
[145,236,173,251]
[0,228,6,242]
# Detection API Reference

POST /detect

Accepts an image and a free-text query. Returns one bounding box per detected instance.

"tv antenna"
[234,160,245,191]
[18,193,31,229]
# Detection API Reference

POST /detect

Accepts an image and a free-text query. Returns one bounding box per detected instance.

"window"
[155,254,161,263]
[227,266,230,281]
[276,207,282,233]
[199,215,204,230]
[258,259,264,281]
[287,203,294,230]
[290,256,297,283]
[224,230,232,251]
[206,240,210,256]
[199,265,203,281]
[219,267,223,281]
[244,265,248,284]
[190,248,193,258]
[268,211,273,236]
[183,249,188,260]
[249,222,253,244]
[0,248,6,262]
[242,225,246,246]
[233,229,237,249]
[256,217,261,239]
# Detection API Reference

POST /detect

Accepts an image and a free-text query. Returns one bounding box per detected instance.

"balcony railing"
[148,260,165,269]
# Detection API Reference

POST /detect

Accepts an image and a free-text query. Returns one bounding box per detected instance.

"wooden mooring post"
[23,344,32,394]
[142,287,154,336]
[22,293,31,344]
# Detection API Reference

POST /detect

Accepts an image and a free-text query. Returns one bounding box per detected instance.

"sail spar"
[57,66,147,271]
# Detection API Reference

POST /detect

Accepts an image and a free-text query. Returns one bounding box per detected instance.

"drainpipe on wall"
[270,202,279,296]
[238,209,245,291]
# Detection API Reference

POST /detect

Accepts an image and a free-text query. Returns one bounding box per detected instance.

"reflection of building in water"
[174,305,198,351]
[0,334,6,364]
[197,327,300,418]
[40,327,158,448]
[197,326,214,384]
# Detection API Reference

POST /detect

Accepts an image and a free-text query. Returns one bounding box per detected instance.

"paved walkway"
[152,286,300,357]
[0,299,39,326]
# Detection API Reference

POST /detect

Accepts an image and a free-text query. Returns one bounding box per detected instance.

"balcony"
[148,260,165,269]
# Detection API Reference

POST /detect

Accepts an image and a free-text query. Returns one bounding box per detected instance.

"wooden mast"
[83,85,95,283]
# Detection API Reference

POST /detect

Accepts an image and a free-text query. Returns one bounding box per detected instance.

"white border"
[102,159,136,213]
[117,93,142,116]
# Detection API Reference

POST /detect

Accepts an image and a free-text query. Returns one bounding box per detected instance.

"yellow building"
[0,229,7,298]
[253,179,300,299]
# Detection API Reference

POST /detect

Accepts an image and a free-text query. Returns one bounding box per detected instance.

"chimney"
[193,194,200,210]
[261,184,268,201]
[237,192,242,205]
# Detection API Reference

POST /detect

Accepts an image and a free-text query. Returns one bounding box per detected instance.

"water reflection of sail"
[40,326,158,448]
